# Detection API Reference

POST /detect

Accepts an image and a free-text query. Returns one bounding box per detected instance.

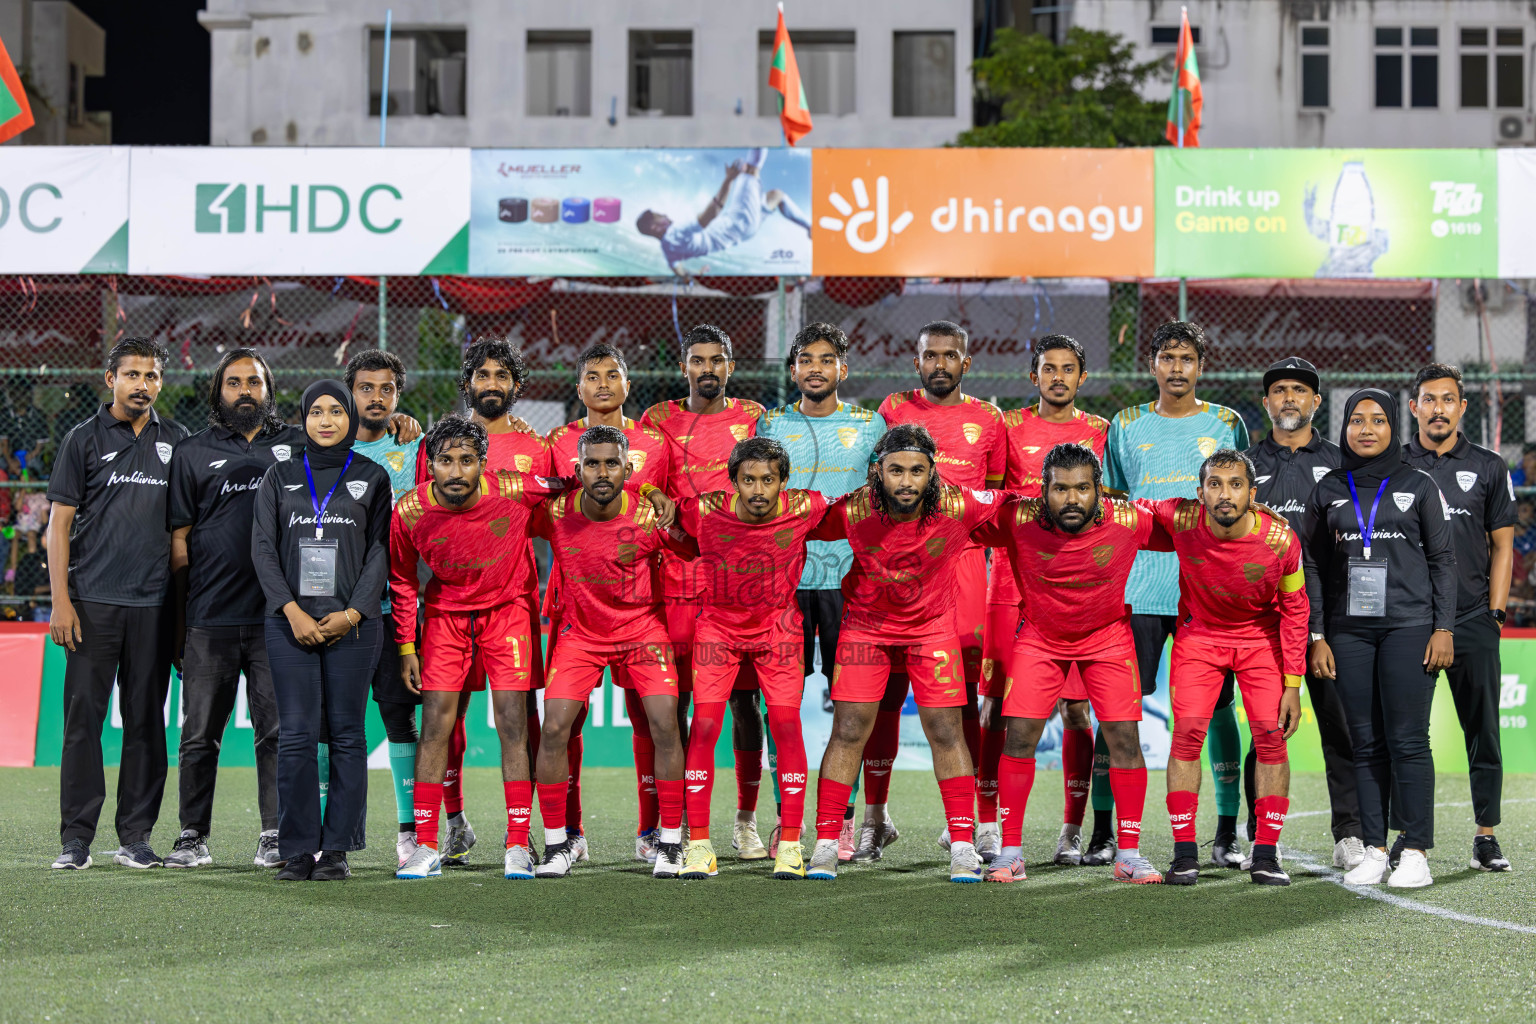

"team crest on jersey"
[962,423,983,444]
[926,537,948,558]
[346,480,368,500]
[488,516,510,538]
[981,659,995,682]
[271,444,291,461]
[155,442,173,465]
[628,450,648,473]
[837,427,859,449]
[616,542,639,564]
[1196,437,1219,458]
[729,424,750,442]
[774,527,795,550]
[1092,544,1114,568]
[1456,471,1477,492]
[1242,563,1265,583]
[1313,466,1329,482]
[514,454,533,473]
[1393,492,1415,512]
[385,450,406,472]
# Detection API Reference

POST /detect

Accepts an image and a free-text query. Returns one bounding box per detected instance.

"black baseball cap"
[1262,356,1320,394]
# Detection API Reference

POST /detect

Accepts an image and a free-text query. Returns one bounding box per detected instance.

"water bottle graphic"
[1304,161,1389,276]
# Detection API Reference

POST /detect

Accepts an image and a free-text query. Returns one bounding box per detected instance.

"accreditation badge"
[1346,558,1387,618]
[299,538,340,596]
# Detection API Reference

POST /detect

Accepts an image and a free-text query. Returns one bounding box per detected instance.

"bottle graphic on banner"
[1305,161,1390,277]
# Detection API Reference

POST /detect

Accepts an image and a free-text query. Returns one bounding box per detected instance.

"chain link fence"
[3,273,1534,618]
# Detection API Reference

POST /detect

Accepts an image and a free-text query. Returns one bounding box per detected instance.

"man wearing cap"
[1246,356,1363,870]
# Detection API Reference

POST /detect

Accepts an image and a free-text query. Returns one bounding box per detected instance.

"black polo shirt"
[169,421,308,628]
[1403,432,1518,621]
[1246,427,1341,531]
[47,403,189,607]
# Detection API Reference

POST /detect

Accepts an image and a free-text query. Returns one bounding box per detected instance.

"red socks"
[627,689,659,834]
[1254,795,1289,848]
[862,710,900,805]
[1061,727,1093,826]
[443,718,466,816]
[816,779,853,840]
[938,775,976,847]
[997,755,1036,847]
[685,702,726,840]
[656,777,685,833]
[1166,789,1198,845]
[536,780,567,835]
[505,780,533,848]
[766,705,806,841]
[1107,766,1147,850]
[734,749,761,813]
[414,780,444,849]
[977,725,1005,823]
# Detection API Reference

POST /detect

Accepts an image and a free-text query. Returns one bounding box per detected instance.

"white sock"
[1114,846,1139,859]
[735,809,756,824]
[544,827,566,847]
[865,803,887,824]
[660,827,682,844]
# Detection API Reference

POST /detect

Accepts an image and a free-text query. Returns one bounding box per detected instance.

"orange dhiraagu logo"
[812,148,1154,277]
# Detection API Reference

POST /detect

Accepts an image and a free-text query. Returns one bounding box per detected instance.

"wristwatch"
[1309,632,1326,644]
[1493,609,1507,627]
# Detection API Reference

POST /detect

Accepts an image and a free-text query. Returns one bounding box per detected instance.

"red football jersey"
[676,489,831,642]
[532,489,692,645]
[810,484,1004,644]
[640,396,766,600]
[876,390,1006,491]
[389,471,565,646]
[1144,498,1309,676]
[545,416,670,490]
[974,496,1165,658]
[990,404,1112,608]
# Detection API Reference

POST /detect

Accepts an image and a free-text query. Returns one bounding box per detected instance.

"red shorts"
[1170,638,1284,725]
[692,634,801,707]
[831,635,966,708]
[545,639,679,703]
[954,547,987,685]
[1002,646,1141,722]
[980,602,1021,699]
[663,596,698,694]
[421,601,536,693]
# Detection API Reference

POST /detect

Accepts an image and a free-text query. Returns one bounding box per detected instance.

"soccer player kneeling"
[975,444,1168,884]
[530,427,692,879]
[1146,450,1307,886]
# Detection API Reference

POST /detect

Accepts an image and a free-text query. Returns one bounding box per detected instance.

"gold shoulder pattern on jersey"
[1263,516,1293,559]
[938,483,966,521]
[1173,498,1202,532]
[1109,497,1139,529]
[846,486,874,526]
[1014,496,1043,526]
[699,491,731,516]
[495,469,523,501]
[397,489,425,530]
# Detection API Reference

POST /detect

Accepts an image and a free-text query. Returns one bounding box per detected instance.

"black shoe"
[1210,832,1244,868]
[113,840,163,869]
[1471,835,1511,872]
[311,851,351,880]
[1081,835,1116,867]
[275,854,315,881]
[1164,855,1200,885]
[1388,833,1407,870]
[51,839,92,870]
[1249,857,1291,886]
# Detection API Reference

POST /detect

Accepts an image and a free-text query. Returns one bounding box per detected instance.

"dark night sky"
[75,0,210,144]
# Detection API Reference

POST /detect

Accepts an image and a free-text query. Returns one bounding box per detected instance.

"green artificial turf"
[2,767,1533,1022]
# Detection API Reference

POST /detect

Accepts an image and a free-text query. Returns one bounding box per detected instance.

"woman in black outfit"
[252,380,391,880]
[1301,388,1456,889]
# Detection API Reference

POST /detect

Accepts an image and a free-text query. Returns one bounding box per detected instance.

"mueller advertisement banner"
[0,146,128,273]
[1155,148,1498,278]
[469,147,813,277]
[809,148,1154,277]
[127,148,470,275]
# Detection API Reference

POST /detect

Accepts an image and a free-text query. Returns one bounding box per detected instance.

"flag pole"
[1177,6,1187,321]
[377,9,393,351]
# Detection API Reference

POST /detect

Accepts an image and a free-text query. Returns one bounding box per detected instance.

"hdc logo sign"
[193,183,404,234]
[0,148,129,273]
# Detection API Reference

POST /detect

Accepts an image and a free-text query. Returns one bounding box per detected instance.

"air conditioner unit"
[1461,278,1508,313]
[1495,113,1535,145]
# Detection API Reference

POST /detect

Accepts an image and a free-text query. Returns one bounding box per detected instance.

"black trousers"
[178,624,280,835]
[1330,624,1437,850]
[1437,611,1502,828]
[798,588,843,679]
[369,612,420,744]
[59,600,172,847]
[1130,613,1176,697]
[264,615,381,859]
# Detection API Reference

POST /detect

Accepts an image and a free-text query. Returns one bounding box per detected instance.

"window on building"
[1375,27,1403,107]
[629,30,693,116]
[1497,28,1525,107]
[527,31,591,116]
[1150,24,1202,45]
[1300,25,1329,108]
[1459,27,1523,108]
[1375,26,1438,108]
[893,31,955,117]
[1462,28,1490,107]
[1410,27,1439,107]
[368,28,467,117]
[757,30,856,117]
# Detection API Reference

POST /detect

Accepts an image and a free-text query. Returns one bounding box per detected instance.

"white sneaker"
[634,828,661,864]
[1388,848,1433,889]
[949,841,983,883]
[732,816,768,860]
[504,844,536,880]
[807,838,840,880]
[937,826,952,852]
[534,839,577,879]
[1333,836,1366,870]
[652,840,685,879]
[974,823,1002,864]
[396,832,419,869]
[570,832,590,863]
[396,844,441,880]
[1342,845,1389,885]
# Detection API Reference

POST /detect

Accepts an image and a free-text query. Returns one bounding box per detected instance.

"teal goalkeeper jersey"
[353,433,422,613]
[757,400,886,589]
[1105,400,1250,616]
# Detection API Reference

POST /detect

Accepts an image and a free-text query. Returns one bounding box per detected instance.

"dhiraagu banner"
[1155,148,1498,278]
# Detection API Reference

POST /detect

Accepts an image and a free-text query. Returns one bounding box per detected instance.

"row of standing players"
[43,319,1513,888]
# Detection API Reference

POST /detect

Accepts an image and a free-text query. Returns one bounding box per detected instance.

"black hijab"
[1338,387,1402,484]
[301,379,358,470]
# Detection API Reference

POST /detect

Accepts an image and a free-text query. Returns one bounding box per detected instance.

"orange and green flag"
[0,32,35,145]
[1164,6,1201,147]
[768,3,813,146]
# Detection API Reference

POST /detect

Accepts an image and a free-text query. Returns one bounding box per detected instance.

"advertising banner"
[1497,148,1536,277]
[810,148,1154,277]
[0,146,128,273]
[470,148,812,277]
[127,147,469,275]
[1155,148,1498,278]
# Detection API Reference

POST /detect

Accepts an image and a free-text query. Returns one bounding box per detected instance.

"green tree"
[959,27,1169,148]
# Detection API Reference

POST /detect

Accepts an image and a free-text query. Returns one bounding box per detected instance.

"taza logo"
[819,176,914,254]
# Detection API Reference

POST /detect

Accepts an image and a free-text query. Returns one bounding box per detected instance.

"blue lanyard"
[1346,472,1390,560]
[303,451,353,539]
